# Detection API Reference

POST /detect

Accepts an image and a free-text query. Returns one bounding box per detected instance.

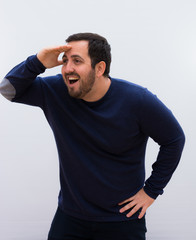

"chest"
[47,98,143,155]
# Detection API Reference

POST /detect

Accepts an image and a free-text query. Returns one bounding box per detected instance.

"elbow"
[173,130,186,154]
[180,130,186,150]
[0,78,16,101]
[178,126,186,148]
[171,124,186,151]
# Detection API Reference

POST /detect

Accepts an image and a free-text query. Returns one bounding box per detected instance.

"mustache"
[65,72,80,78]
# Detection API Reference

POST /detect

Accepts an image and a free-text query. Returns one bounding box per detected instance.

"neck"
[82,76,111,102]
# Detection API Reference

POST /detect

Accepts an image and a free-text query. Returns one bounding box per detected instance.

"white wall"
[0,0,195,239]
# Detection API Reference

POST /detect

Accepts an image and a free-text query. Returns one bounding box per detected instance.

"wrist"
[26,55,46,74]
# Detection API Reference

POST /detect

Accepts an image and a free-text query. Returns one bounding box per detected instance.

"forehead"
[66,40,89,57]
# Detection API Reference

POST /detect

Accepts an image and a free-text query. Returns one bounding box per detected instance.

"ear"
[95,61,106,77]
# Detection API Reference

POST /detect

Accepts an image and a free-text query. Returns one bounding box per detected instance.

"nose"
[62,61,75,74]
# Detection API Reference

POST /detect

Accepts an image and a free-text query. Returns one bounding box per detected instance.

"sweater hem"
[59,205,140,222]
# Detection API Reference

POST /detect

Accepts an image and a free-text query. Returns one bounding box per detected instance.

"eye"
[62,58,68,64]
[74,58,82,64]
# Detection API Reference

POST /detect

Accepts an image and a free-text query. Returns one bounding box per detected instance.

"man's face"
[61,40,96,100]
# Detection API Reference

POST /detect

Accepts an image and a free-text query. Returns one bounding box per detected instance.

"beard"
[66,70,96,99]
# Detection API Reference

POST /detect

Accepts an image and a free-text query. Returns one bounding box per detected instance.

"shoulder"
[110,77,148,102]
[110,77,166,112]
[111,77,146,94]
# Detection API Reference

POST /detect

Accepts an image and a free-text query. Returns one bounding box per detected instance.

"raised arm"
[0,45,72,103]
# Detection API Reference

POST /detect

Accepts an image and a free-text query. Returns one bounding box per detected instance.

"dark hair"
[66,33,111,77]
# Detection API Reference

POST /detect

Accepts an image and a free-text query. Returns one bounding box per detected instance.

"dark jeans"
[48,207,147,240]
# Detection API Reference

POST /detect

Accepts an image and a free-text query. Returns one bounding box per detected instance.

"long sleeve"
[0,55,46,107]
[0,72,186,220]
[140,89,185,199]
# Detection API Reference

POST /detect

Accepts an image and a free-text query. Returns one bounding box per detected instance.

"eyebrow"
[62,54,84,61]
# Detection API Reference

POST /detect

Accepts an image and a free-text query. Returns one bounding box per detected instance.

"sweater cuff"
[143,186,159,199]
[26,55,46,75]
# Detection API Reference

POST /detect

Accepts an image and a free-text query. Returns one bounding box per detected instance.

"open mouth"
[70,79,78,84]
[67,76,80,85]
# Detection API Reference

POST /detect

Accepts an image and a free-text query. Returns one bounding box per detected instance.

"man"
[0,33,185,240]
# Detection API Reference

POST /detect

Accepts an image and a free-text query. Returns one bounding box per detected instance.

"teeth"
[68,76,79,80]
[66,75,79,84]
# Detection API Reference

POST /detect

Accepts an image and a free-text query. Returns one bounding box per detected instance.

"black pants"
[48,207,147,240]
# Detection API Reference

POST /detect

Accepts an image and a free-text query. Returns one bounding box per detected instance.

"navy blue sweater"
[0,55,185,221]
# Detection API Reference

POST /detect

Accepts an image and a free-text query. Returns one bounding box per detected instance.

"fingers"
[119,200,146,219]
[55,44,72,53]
[55,45,72,66]
[126,204,142,218]
[119,199,135,212]
[37,44,72,68]
[119,200,141,218]
[118,197,134,206]
[118,189,155,219]
[138,207,146,219]
[122,202,147,219]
